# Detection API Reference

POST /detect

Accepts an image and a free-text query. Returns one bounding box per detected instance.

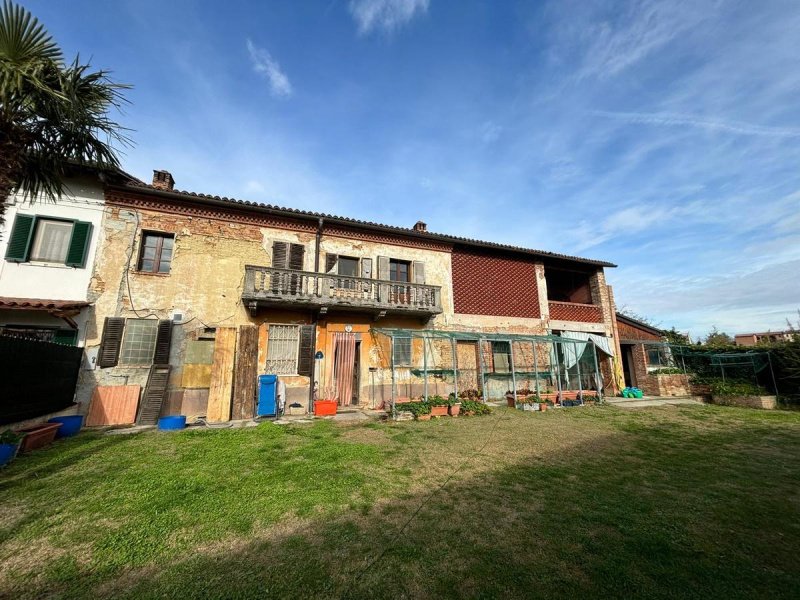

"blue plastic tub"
[48,415,84,438]
[0,443,19,467]
[158,416,187,431]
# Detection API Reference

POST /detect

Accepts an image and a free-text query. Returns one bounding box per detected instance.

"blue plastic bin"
[0,443,19,467]
[48,415,84,438]
[158,415,187,431]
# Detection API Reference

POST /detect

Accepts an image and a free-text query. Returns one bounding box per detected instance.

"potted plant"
[504,391,516,408]
[447,393,462,416]
[428,395,449,417]
[0,430,25,467]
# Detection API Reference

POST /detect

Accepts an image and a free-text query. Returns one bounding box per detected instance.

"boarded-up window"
[266,325,300,374]
[393,337,412,366]
[120,319,159,365]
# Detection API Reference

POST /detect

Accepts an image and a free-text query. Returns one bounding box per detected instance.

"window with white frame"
[30,219,74,263]
[119,319,159,365]
[393,336,412,366]
[266,325,300,374]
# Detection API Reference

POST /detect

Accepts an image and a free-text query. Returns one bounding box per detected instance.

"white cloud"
[591,110,800,138]
[246,39,292,98]
[348,0,429,35]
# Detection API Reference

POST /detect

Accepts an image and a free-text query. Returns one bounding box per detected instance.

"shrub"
[650,368,684,375]
[460,400,491,415]
[710,379,769,397]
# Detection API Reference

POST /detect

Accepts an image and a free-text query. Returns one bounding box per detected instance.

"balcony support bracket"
[247,301,258,318]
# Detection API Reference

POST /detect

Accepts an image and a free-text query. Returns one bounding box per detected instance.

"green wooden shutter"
[296,324,315,377]
[65,221,92,268]
[97,317,125,367]
[53,329,78,346]
[4,214,36,262]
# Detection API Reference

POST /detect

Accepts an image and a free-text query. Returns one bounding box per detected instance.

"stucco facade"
[70,172,623,421]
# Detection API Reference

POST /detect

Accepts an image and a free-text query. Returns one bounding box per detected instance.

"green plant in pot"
[0,430,26,467]
[447,394,462,416]
[427,395,449,417]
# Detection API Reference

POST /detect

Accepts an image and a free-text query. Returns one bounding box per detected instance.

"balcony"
[243,265,443,319]
[548,301,603,323]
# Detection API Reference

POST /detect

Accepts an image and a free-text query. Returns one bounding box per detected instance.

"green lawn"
[1,404,799,599]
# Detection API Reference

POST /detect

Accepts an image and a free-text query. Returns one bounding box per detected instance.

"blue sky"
[27,0,800,338]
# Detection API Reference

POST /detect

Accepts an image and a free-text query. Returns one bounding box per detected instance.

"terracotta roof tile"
[120,181,617,268]
[0,298,91,311]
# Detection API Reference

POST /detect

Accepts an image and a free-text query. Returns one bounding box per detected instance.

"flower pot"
[448,403,461,416]
[416,414,431,421]
[17,423,62,453]
[430,405,448,417]
[540,404,548,412]
[314,400,338,416]
[48,415,84,438]
[506,395,516,408]
[0,443,19,467]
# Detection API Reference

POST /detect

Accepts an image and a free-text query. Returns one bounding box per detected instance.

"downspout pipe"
[308,218,324,414]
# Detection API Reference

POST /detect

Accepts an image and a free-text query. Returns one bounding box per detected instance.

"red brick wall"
[548,301,602,323]
[451,248,540,318]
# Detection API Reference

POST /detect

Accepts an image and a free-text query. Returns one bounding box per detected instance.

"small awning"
[562,331,615,357]
[0,297,91,314]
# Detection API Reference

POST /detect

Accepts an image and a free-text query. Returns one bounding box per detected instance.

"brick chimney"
[152,170,175,191]
[413,220,427,232]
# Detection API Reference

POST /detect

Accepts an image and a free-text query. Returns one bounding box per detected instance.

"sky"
[25,0,800,339]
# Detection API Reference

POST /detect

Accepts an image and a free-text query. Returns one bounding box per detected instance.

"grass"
[1,404,799,599]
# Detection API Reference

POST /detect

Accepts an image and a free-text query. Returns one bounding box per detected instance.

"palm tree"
[0,0,130,226]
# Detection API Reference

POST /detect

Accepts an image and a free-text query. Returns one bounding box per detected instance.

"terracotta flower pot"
[448,403,461,416]
[430,405,448,417]
[506,395,516,408]
[16,423,61,453]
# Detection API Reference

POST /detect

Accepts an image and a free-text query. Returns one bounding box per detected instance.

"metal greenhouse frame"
[371,328,606,417]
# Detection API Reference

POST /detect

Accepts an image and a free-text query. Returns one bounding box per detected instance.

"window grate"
[266,325,300,374]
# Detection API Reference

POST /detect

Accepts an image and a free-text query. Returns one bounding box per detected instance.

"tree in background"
[0,0,130,227]
[662,327,691,346]
[704,326,734,347]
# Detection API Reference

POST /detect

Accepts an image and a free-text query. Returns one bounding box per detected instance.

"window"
[337,256,359,277]
[138,232,174,273]
[491,341,511,373]
[30,219,74,263]
[5,214,92,267]
[266,325,300,374]
[393,336,412,366]
[389,259,410,282]
[647,347,671,368]
[119,319,159,365]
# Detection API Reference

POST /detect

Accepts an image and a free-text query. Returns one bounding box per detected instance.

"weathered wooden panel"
[207,327,237,422]
[85,386,141,426]
[182,364,213,388]
[182,389,209,419]
[232,325,259,420]
[185,339,215,364]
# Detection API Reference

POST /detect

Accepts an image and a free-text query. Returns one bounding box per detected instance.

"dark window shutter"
[288,243,305,270]
[325,253,338,273]
[272,241,288,269]
[153,320,172,364]
[5,214,35,262]
[97,317,125,367]
[361,257,372,278]
[377,256,390,280]
[53,329,78,346]
[297,325,315,377]
[65,221,92,268]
